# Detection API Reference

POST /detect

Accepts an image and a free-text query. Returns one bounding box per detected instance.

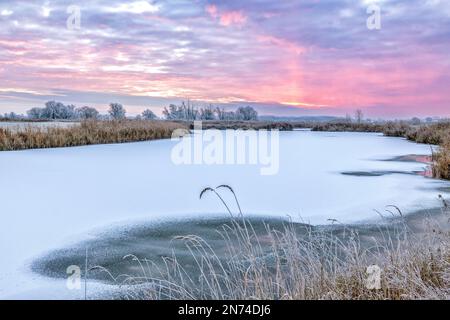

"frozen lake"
[0,130,449,299]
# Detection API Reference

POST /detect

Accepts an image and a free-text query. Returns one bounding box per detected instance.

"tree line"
[1,101,259,121]
[162,101,258,121]
[24,101,157,121]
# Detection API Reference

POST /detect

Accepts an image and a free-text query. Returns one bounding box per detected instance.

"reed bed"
[181,120,294,131]
[0,120,188,151]
[384,122,450,180]
[433,142,450,179]
[97,186,450,300]
[311,122,387,133]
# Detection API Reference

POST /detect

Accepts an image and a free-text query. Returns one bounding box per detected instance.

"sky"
[0,0,449,118]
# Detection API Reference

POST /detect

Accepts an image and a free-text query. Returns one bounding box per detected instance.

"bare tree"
[355,109,364,124]
[345,113,352,123]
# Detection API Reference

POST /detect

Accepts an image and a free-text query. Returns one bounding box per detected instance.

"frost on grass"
[54,187,450,300]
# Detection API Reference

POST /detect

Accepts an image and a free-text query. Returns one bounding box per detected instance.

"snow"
[0,121,79,132]
[0,130,449,299]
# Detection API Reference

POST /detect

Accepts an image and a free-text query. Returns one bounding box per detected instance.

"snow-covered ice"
[0,130,449,299]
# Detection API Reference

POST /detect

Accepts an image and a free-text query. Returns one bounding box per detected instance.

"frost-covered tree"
[162,102,258,121]
[162,104,181,120]
[199,105,215,120]
[41,101,76,119]
[108,103,126,120]
[215,107,238,120]
[27,107,44,119]
[3,112,24,120]
[411,117,421,125]
[224,111,238,120]
[236,106,258,121]
[181,101,198,120]
[162,101,198,120]
[142,109,157,120]
[63,104,77,119]
[214,107,226,120]
[76,106,99,120]
[41,101,59,119]
[27,101,77,120]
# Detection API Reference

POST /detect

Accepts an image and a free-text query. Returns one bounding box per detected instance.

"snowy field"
[0,130,449,299]
[0,121,79,132]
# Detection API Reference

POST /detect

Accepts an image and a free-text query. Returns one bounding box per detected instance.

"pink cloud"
[205,4,218,18]
[206,5,247,27]
[219,11,247,26]
[2,2,449,118]
[257,35,305,55]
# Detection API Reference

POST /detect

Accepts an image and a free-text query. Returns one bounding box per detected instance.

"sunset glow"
[0,0,449,117]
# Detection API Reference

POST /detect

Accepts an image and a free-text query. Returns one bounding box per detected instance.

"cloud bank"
[0,0,449,117]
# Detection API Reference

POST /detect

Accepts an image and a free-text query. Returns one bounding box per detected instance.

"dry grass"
[407,123,450,179]
[179,120,294,131]
[384,122,450,179]
[0,120,188,151]
[312,121,387,133]
[433,142,450,179]
[100,186,450,300]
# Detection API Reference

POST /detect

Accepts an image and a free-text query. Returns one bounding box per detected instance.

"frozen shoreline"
[27,206,450,300]
[1,130,449,299]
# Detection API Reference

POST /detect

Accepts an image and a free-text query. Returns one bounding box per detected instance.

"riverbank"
[183,120,294,131]
[144,202,450,300]
[0,120,188,151]
[312,121,450,180]
[0,120,296,151]
[2,118,447,180]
